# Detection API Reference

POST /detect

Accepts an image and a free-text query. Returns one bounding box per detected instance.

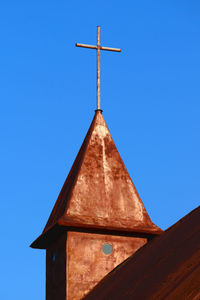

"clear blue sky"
[0,1,200,299]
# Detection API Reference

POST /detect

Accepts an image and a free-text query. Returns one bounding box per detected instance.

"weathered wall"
[66,231,147,300]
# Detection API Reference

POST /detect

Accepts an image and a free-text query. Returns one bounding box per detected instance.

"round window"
[102,243,113,255]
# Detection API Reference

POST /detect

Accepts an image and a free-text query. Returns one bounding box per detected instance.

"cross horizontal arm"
[76,43,121,52]
[76,43,97,50]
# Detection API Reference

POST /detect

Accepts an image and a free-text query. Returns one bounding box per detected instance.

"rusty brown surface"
[46,233,67,300]
[84,206,200,300]
[67,231,147,300]
[31,110,161,249]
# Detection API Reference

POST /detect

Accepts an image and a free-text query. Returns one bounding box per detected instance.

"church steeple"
[31,110,162,300]
[31,27,162,300]
[31,110,161,249]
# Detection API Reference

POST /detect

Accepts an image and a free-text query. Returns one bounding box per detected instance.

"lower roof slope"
[84,206,200,300]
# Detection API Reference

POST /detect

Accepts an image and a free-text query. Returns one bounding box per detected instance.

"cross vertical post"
[97,26,101,110]
[76,26,121,111]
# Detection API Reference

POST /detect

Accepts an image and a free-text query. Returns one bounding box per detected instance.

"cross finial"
[76,26,121,111]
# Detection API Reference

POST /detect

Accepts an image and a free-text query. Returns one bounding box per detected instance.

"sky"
[0,1,200,299]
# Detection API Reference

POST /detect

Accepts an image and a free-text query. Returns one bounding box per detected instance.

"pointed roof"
[31,110,162,248]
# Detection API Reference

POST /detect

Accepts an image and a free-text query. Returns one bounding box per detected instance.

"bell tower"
[31,27,162,300]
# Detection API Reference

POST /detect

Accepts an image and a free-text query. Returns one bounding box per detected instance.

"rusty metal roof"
[31,110,162,249]
[84,205,200,300]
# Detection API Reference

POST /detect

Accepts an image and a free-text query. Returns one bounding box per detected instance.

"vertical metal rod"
[97,26,100,110]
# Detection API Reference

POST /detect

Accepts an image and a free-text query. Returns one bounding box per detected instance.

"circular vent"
[102,243,113,255]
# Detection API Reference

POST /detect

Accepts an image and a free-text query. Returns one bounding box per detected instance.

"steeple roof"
[31,110,162,249]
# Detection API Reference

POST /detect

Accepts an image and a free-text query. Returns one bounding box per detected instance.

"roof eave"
[30,220,163,249]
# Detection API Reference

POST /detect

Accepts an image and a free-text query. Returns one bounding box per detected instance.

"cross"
[76,26,121,111]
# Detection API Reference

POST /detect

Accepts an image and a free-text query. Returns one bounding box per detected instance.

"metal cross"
[76,26,121,111]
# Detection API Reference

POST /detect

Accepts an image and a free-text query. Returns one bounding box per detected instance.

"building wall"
[46,233,67,300]
[46,231,147,300]
[66,231,147,300]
